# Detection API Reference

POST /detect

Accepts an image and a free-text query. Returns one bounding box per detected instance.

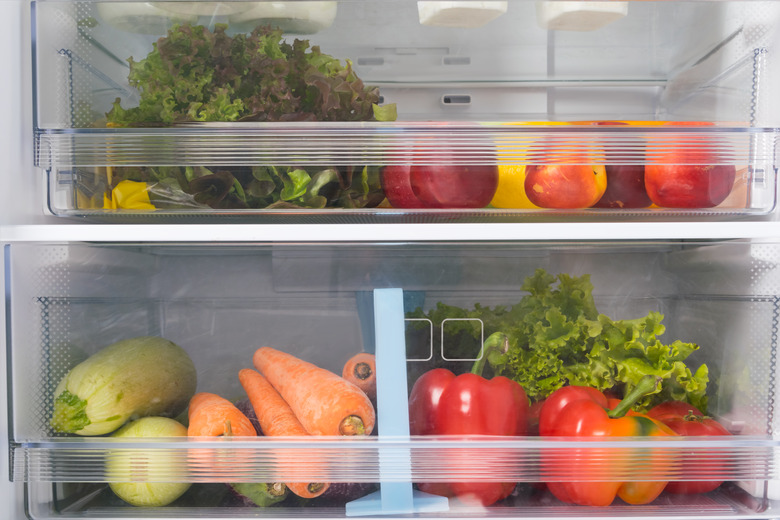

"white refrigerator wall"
[1,0,34,517]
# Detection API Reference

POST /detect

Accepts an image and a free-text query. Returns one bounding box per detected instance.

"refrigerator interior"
[5,240,780,518]
[4,0,780,519]
[26,0,780,219]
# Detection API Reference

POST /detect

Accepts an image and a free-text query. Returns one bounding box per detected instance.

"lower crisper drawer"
[5,240,780,518]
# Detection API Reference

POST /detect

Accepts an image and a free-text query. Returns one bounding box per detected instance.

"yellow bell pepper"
[103,180,156,210]
[490,165,540,209]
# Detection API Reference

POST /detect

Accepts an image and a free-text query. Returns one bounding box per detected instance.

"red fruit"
[380,165,422,208]
[644,164,736,208]
[645,401,704,421]
[647,401,732,494]
[410,164,498,209]
[594,165,652,208]
[524,165,607,209]
[381,143,499,210]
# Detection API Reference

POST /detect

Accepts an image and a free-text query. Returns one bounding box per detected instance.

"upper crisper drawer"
[32,0,780,220]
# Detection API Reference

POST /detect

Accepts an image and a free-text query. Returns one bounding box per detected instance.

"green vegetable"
[228,483,289,507]
[97,164,386,210]
[106,23,396,126]
[50,336,197,435]
[107,417,192,507]
[407,269,709,413]
[98,24,395,210]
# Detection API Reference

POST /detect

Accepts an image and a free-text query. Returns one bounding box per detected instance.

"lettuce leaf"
[100,163,385,210]
[106,24,395,126]
[408,269,709,413]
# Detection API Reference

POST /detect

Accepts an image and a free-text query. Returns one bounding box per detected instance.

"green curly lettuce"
[106,23,396,126]
[408,269,709,413]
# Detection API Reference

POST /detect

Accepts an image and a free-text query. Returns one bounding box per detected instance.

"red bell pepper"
[408,343,529,506]
[647,401,731,494]
[538,376,678,506]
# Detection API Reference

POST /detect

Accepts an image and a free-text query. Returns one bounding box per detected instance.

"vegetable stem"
[471,332,508,377]
[233,179,247,203]
[685,411,709,422]
[270,482,288,497]
[50,390,91,433]
[608,375,662,419]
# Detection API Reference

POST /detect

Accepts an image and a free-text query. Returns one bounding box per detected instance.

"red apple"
[380,165,423,208]
[524,165,607,209]
[410,164,498,209]
[380,145,499,209]
[644,164,736,208]
[593,165,652,208]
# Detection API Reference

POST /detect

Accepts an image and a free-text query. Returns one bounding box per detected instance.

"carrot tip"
[308,482,327,494]
[339,415,366,436]
[353,362,374,381]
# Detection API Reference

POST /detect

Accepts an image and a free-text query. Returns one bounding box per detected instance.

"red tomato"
[647,401,732,494]
[645,401,704,421]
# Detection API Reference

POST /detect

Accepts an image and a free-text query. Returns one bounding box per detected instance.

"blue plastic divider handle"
[345,288,449,516]
[355,290,427,354]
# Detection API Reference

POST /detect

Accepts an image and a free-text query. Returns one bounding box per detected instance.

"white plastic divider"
[346,288,449,516]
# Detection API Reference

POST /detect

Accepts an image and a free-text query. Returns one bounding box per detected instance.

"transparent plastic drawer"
[32,0,780,220]
[5,240,780,518]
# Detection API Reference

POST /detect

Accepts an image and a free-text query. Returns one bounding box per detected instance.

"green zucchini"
[50,336,197,435]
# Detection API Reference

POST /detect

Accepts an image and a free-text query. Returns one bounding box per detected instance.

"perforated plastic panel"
[11,246,71,437]
[749,243,780,436]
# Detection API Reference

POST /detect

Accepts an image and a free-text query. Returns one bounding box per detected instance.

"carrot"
[239,368,329,499]
[252,346,376,436]
[342,353,376,401]
[187,392,257,437]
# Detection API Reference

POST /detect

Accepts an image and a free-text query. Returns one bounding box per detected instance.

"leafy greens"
[97,164,385,210]
[407,269,709,413]
[106,23,395,125]
[100,23,394,209]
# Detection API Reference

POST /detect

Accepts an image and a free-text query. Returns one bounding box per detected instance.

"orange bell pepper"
[538,375,678,506]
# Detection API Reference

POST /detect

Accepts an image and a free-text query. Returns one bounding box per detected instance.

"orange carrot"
[187,392,257,437]
[252,346,376,436]
[239,368,329,499]
[342,353,376,401]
